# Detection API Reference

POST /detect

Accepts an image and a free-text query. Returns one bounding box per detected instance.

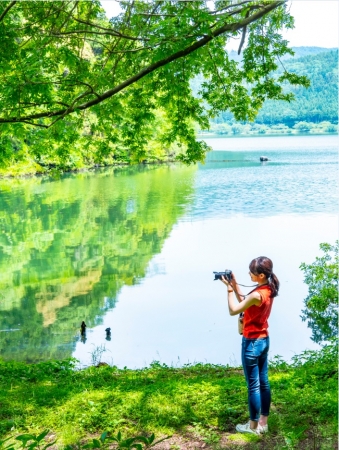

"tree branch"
[238,9,251,55]
[0,1,285,125]
[0,1,16,23]
[211,0,255,15]
[71,15,146,41]
[21,120,49,128]
[50,29,123,38]
[136,13,176,17]
[238,24,247,55]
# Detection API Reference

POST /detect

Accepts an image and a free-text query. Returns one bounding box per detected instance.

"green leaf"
[15,435,35,447]
[99,432,107,443]
[36,431,49,443]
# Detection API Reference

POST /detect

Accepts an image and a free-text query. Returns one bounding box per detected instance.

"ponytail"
[268,272,279,298]
[249,256,280,298]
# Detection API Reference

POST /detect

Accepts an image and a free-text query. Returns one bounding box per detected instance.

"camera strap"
[236,283,268,299]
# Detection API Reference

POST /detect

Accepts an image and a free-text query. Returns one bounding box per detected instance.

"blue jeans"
[241,336,271,421]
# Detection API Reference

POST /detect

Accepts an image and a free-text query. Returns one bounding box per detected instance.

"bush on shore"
[200,121,338,137]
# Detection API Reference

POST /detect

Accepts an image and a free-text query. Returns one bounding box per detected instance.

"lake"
[0,135,337,368]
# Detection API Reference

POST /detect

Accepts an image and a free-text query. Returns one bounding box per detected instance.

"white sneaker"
[235,421,260,435]
[258,424,268,434]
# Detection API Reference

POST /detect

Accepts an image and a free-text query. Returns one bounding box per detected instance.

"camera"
[213,269,232,282]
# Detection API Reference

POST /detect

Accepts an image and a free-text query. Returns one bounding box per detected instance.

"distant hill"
[213,48,338,127]
[282,46,338,60]
[228,46,336,62]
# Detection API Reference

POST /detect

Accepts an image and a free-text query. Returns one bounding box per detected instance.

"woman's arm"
[227,290,261,316]
[221,275,261,315]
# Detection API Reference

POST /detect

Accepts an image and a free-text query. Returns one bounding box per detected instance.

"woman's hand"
[230,272,237,290]
[220,275,232,290]
[220,273,237,289]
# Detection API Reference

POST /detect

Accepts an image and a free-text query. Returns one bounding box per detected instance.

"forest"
[205,48,338,135]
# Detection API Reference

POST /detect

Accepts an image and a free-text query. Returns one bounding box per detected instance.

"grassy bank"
[0,345,337,450]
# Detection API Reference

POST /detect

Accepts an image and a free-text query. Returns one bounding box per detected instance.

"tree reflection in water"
[0,165,195,362]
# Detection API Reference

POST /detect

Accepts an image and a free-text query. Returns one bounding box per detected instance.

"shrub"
[300,242,338,344]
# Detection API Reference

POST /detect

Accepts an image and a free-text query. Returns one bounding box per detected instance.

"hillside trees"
[0,0,308,170]
[255,49,338,126]
[212,49,338,128]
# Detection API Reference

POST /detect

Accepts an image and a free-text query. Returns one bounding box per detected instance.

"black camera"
[213,269,232,281]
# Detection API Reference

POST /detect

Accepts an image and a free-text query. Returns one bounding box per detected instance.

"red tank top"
[243,285,273,339]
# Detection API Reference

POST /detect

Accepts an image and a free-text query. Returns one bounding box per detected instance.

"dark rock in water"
[260,156,269,162]
[105,327,112,341]
[80,321,87,335]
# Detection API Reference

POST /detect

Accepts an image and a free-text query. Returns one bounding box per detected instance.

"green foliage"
[68,430,170,450]
[204,120,337,137]
[0,430,55,450]
[0,1,308,170]
[89,345,108,368]
[300,242,338,344]
[0,430,170,450]
[293,121,312,132]
[0,346,337,448]
[211,49,338,128]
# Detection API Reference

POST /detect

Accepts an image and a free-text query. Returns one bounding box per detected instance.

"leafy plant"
[192,423,220,445]
[300,242,338,344]
[0,430,170,450]
[89,345,109,367]
[0,430,56,450]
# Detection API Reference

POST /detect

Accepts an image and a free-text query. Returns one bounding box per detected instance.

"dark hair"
[249,256,279,298]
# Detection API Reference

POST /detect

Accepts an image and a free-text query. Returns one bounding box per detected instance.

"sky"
[281,0,338,49]
[100,0,339,50]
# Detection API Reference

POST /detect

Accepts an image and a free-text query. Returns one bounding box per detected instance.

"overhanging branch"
[0,0,16,22]
[0,0,285,126]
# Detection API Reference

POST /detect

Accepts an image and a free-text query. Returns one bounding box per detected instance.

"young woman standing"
[221,256,279,435]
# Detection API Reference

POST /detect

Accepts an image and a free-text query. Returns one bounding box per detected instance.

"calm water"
[0,135,337,367]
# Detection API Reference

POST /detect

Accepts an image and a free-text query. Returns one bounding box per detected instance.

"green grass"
[0,345,337,449]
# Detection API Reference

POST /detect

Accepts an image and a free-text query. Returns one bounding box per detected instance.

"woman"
[221,256,279,435]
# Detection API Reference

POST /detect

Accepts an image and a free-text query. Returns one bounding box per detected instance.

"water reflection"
[0,135,337,366]
[71,214,336,368]
[0,165,196,362]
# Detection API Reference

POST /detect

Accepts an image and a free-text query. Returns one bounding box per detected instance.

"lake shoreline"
[1,132,337,179]
[0,157,179,180]
[198,131,337,139]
